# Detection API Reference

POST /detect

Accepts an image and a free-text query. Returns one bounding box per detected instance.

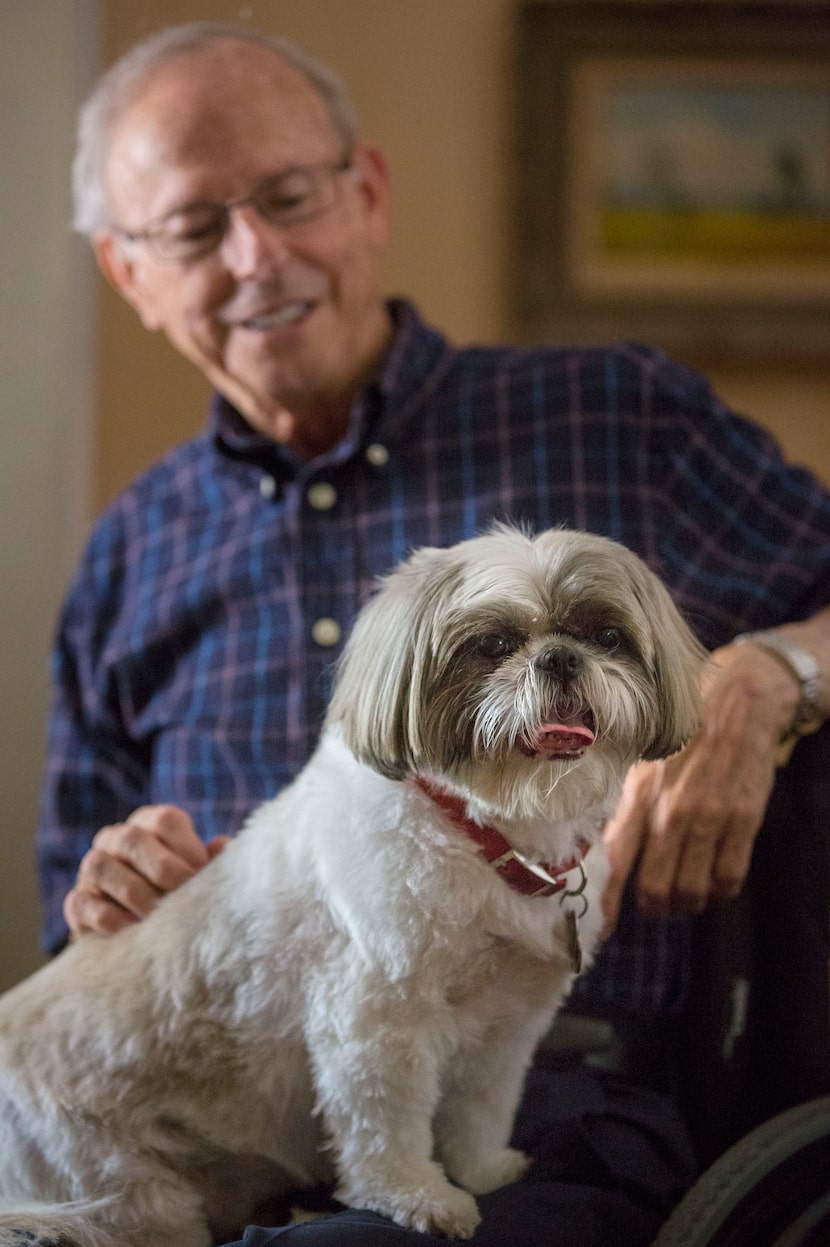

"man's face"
[96,41,392,449]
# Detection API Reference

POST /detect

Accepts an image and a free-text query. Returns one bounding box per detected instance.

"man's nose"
[219,204,292,276]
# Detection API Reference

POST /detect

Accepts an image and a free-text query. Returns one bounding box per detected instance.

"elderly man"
[38,21,830,1247]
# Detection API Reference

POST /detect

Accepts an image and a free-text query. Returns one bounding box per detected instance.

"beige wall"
[1,0,97,991]
[94,0,829,506]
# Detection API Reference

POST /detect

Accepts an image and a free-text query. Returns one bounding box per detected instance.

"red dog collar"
[415,777,589,899]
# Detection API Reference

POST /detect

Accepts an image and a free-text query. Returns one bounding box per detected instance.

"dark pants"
[230,1058,697,1247]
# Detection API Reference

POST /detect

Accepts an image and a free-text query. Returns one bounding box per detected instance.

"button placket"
[304,474,341,651]
[307,481,338,511]
[311,617,341,647]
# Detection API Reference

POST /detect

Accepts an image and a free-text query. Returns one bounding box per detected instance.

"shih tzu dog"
[0,526,704,1247]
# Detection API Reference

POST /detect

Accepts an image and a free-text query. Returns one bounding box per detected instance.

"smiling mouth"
[235,301,313,331]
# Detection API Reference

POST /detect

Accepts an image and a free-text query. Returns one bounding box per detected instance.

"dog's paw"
[337,1173,481,1240]
[391,1183,481,1240]
[446,1146,531,1195]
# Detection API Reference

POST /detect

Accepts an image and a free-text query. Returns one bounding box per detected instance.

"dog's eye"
[477,633,512,661]
[595,628,623,650]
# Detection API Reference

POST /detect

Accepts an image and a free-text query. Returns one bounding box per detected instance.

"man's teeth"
[245,303,307,329]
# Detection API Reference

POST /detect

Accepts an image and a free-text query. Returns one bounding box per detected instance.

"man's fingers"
[65,804,213,940]
[90,809,206,893]
[63,883,141,939]
[600,842,633,937]
[635,766,734,916]
[77,846,166,918]
[633,639,795,916]
[635,797,760,917]
[601,763,656,934]
[117,805,209,871]
[637,816,716,917]
[710,824,756,900]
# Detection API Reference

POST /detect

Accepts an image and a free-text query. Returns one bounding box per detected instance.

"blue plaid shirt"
[38,301,830,1016]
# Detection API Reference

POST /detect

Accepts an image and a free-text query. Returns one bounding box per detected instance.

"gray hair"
[72,21,360,236]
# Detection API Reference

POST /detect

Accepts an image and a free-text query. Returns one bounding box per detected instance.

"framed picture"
[514,2,830,365]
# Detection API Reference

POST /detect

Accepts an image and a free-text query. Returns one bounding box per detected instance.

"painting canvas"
[514,1,830,363]
[568,60,830,298]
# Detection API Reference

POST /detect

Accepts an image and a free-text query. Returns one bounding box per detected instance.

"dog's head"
[327,526,705,818]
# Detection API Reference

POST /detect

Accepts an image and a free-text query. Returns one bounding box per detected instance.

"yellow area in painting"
[600,207,830,266]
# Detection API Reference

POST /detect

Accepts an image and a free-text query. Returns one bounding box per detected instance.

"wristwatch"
[733,630,823,741]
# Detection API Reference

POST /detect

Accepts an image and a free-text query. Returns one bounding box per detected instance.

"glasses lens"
[135,162,348,261]
[151,206,227,260]
[254,165,339,227]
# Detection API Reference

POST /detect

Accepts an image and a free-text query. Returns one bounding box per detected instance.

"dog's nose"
[535,644,583,682]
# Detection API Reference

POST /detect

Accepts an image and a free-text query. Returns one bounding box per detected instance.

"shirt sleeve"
[644,350,830,647]
[36,519,151,954]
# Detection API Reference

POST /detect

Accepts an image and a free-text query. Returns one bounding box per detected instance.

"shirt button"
[307,481,337,511]
[365,442,389,467]
[312,617,341,647]
[259,474,277,499]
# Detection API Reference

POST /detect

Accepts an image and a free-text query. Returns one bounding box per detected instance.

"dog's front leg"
[306,1008,481,1240]
[433,1010,552,1196]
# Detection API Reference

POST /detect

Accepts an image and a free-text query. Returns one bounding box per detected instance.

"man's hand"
[63,805,229,939]
[601,640,802,931]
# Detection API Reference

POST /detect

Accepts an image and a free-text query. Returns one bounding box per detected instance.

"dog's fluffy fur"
[0,527,704,1245]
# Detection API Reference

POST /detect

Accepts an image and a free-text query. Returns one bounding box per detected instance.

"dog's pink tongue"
[535,723,595,759]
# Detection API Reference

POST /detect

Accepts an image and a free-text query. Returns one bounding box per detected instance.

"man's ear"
[350,143,391,251]
[92,231,163,331]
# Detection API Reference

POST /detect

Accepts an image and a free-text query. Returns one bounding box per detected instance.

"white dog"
[0,527,704,1247]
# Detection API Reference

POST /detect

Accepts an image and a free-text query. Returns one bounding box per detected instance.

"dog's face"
[328,527,705,819]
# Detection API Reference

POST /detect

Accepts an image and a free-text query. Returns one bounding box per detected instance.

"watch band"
[733,631,823,739]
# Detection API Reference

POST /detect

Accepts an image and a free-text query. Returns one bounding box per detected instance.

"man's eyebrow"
[156,195,222,221]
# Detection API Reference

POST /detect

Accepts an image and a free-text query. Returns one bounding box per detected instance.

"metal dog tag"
[564,910,582,974]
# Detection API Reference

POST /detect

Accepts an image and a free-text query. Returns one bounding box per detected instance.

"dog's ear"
[625,557,707,760]
[326,548,465,779]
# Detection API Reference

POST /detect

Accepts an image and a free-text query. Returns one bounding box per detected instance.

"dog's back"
[0,804,330,1247]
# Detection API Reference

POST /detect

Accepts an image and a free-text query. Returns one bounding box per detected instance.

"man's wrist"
[733,631,823,742]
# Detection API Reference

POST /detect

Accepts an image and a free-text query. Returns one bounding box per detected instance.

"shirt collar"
[208,299,448,471]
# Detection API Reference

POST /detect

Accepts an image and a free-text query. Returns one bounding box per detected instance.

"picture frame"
[513,1,830,366]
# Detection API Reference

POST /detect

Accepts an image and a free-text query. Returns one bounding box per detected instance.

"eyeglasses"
[114,157,354,263]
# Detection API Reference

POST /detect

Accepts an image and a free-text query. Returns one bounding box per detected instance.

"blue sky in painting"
[603,82,830,210]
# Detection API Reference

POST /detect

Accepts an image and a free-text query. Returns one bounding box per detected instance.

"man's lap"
[228,1063,697,1247]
